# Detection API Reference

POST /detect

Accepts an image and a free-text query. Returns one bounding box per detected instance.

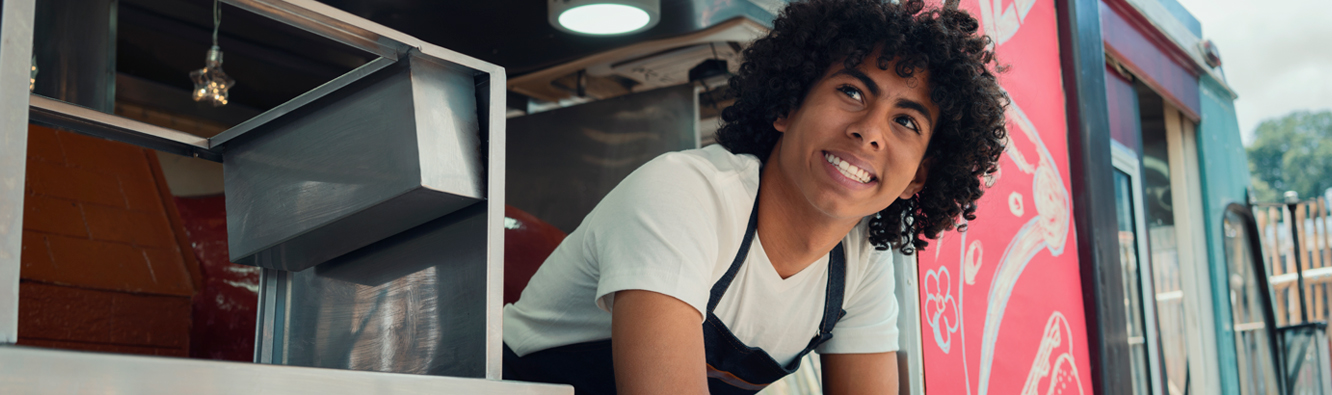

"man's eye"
[837,85,863,102]
[896,116,919,132]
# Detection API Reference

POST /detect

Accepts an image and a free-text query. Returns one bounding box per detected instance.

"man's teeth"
[825,153,872,183]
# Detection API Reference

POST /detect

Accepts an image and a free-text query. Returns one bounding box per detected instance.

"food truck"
[0,0,1320,394]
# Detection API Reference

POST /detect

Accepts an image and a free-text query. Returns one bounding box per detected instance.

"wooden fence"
[1254,199,1332,326]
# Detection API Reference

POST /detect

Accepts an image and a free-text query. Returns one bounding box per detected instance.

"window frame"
[1111,139,1166,394]
[1221,203,1285,394]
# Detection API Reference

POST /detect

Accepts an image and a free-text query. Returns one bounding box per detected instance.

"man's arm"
[820,352,899,395]
[611,290,709,395]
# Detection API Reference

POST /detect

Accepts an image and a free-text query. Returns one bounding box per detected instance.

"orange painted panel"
[26,125,65,164]
[120,175,166,213]
[25,160,126,207]
[124,210,175,249]
[18,282,116,344]
[42,236,154,292]
[109,292,191,348]
[141,248,194,296]
[82,203,137,244]
[19,125,198,357]
[56,130,154,180]
[23,195,87,238]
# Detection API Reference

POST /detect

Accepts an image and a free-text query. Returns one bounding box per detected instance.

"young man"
[502,0,1008,394]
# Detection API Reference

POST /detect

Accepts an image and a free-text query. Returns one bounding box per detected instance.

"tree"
[1247,110,1332,203]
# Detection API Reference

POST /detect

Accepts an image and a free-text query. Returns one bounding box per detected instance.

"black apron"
[504,194,848,395]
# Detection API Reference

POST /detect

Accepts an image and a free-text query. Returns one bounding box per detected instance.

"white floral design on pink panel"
[924,266,961,353]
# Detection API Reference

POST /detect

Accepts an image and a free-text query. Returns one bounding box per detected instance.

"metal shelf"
[0,346,571,394]
[27,94,219,161]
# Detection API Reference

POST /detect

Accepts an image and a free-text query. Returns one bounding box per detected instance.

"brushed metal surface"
[27,94,218,160]
[224,51,482,271]
[210,56,397,148]
[31,0,116,112]
[257,204,491,377]
[506,84,698,233]
[0,0,37,344]
[0,345,572,394]
[255,267,290,364]
[481,60,507,380]
[220,0,504,74]
[223,0,407,61]
[409,55,484,197]
[220,0,509,379]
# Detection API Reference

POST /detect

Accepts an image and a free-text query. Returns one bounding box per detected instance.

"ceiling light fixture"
[549,0,660,36]
[191,0,235,107]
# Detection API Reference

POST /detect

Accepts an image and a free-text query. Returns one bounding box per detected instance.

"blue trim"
[1194,73,1248,394]
[1155,0,1203,37]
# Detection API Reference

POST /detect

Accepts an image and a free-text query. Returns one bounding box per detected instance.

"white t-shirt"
[502,144,900,366]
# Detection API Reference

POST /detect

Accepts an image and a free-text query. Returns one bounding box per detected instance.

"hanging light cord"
[212,0,221,48]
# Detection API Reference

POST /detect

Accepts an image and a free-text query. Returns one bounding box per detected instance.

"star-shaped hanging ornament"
[190,46,234,107]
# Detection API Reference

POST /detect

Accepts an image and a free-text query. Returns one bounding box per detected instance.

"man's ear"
[899,157,933,199]
[773,114,790,133]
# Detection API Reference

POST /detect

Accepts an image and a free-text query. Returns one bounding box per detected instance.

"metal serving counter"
[0,345,571,394]
[0,0,546,390]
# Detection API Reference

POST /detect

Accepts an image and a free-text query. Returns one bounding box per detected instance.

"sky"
[1173,0,1332,145]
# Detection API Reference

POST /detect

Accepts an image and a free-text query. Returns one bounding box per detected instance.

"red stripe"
[705,364,770,391]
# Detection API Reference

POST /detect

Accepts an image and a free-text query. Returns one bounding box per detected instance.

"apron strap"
[818,243,847,336]
[703,189,849,339]
[705,191,762,313]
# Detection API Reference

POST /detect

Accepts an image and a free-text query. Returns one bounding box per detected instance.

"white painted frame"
[0,0,37,344]
[896,251,925,395]
[1111,140,1166,395]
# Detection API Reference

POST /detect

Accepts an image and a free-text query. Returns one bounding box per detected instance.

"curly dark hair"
[717,0,1008,254]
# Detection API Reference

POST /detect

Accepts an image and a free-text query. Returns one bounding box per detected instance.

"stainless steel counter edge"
[221,0,504,75]
[0,346,572,394]
[28,94,219,161]
[208,56,399,148]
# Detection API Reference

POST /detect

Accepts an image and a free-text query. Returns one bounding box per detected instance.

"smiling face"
[769,52,938,221]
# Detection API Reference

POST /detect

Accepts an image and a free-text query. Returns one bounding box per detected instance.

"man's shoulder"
[647,145,760,181]
[587,145,758,231]
[843,218,893,272]
[619,145,760,205]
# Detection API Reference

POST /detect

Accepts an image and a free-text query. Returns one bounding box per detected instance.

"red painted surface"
[918,1,1092,394]
[1100,0,1201,121]
[503,205,568,305]
[174,194,261,362]
[18,124,196,356]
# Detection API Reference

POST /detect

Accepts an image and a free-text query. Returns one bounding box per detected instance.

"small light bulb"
[190,46,235,107]
[29,57,37,92]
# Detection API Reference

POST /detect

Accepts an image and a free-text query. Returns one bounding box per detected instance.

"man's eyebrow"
[895,98,936,128]
[832,68,879,97]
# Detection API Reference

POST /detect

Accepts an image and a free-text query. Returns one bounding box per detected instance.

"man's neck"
[756,159,860,279]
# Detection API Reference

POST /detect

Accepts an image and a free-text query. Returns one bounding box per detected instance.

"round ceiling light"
[549,0,660,36]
